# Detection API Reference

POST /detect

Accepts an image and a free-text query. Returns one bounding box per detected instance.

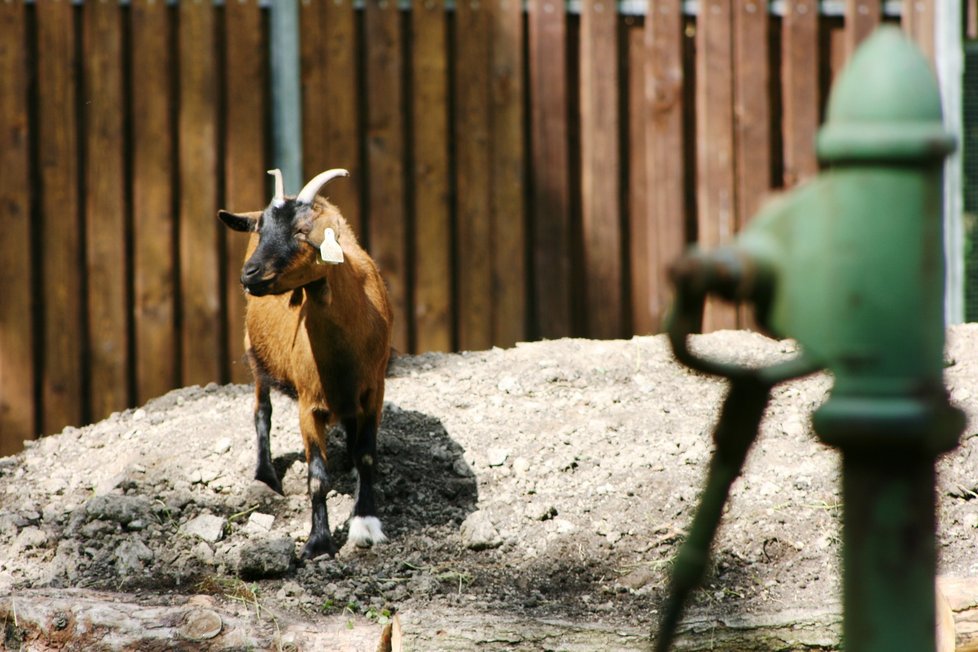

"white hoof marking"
[348,516,387,547]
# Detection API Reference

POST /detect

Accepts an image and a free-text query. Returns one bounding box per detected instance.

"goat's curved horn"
[267,169,286,207]
[296,168,349,206]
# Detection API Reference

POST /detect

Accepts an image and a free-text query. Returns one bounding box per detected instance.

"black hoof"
[301,534,337,560]
[255,467,283,495]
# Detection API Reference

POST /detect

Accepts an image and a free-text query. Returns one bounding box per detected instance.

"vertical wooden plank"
[627,17,653,335]
[37,1,84,434]
[84,1,130,421]
[642,0,685,334]
[580,0,622,339]
[732,1,770,227]
[410,0,452,352]
[224,0,265,384]
[902,0,935,62]
[828,16,849,85]
[528,0,572,338]
[782,0,820,187]
[455,0,493,350]
[696,0,738,331]
[301,0,362,235]
[489,0,526,347]
[178,0,222,386]
[365,0,409,352]
[131,0,177,404]
[0,1,35,452]
[844,0,881,57]
[733,0,770,330]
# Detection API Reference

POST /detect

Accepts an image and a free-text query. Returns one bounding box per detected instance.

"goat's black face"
[219,201,316,297]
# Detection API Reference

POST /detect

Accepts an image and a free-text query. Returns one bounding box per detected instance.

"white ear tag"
[319,227,344,265]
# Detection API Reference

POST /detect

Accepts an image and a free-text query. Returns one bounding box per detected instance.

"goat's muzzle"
[241,260,273,296]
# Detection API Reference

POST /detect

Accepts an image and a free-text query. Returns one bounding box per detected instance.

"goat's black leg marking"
[253,380,282,494]
[344,415,386,546]
[301,444,337,559]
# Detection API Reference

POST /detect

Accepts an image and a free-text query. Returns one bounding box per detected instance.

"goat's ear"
[218,210,258,232]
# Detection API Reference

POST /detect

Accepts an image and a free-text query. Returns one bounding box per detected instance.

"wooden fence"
[0,0,944,453]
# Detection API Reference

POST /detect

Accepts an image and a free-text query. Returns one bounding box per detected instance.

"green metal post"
[659,27,965,651]
[806,30,963,651]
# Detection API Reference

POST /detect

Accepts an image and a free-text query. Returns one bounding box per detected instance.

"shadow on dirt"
[275,403,478,540]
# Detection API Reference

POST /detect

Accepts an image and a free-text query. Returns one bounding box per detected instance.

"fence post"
[270,0,303,194]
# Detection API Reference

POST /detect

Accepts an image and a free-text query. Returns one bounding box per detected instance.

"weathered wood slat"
[626,17,653,335]
[223,0,265,384]
[781,0,820,188]
[488,0,527,347]
[827,15,849,85]
[84,1,130,421]
[732,1,771,229]
[580,0,623,339]
[732,0,771,329]
[301,0,362,235]
[131,0,177,405]
[411,0,453,353]
[844,0,881,58]
[642,0,685,334]
[455,0,494,351]
[528,0,573,339]
[36,1,84,434]
[365,0,410,352]
[902,0,935,62]
[695,0,738,331]
[0,1,35,453]
[178,1,222,386]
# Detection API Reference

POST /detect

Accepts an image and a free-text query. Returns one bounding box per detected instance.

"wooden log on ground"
[4,578,976,650]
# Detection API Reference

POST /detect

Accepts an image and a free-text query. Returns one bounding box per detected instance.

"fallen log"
[3,575,977,651]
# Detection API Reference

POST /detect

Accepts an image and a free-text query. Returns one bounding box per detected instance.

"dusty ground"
[2,327,978,650]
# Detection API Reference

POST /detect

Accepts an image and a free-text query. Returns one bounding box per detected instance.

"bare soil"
[3,327,978,650]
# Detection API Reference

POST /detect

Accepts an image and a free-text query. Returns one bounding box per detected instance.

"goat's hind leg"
[253,376,282,494]
[345,412,386,547]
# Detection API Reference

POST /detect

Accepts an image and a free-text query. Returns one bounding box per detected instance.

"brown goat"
[218,169,393,559]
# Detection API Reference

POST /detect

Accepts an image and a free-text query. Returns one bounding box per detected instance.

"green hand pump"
[654,26,965,652]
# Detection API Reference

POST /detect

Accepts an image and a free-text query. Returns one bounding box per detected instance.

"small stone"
[276,580,305,599]
[179,608,223,641]
[85,494,153,526]
[14,526,48,551]
[460,511,502,551]
[512,457,530,475]
[181,514,227,543]
[451,458,474,478]
[496,377,520,394]
[553,518,576,534]
[487,448,509,467]
[213,438,232,455]
[619,566,656,591]
[964,512,978,529]
[132,408,147,421]
[242,512,275,535]
[191,541,216,565]
[235,537,294,579]
[114,538,154,573]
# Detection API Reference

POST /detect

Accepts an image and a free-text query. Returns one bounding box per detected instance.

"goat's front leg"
[253,376,282,494]
[344,411,387,547]
[300,403,337,559]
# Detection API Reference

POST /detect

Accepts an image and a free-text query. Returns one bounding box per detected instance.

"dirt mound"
[3,328,978,649]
